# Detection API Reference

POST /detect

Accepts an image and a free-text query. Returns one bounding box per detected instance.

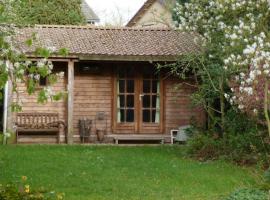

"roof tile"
[15,25,200,59]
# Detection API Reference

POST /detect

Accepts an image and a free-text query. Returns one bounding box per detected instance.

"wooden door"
[114,67,137,133]
[138,71,162,134]
[114,67,163,134]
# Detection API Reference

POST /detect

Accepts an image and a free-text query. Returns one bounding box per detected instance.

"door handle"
[139,94,144,101]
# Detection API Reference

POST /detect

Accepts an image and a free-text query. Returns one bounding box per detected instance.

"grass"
[0,145,258,200]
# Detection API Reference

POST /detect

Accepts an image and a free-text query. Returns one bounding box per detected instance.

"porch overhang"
[78,54,179,62]
[26,54,180,62]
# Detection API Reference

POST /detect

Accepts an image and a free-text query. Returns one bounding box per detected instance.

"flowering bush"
[174,0,270,137]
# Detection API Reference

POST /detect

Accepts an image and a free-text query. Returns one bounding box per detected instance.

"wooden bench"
[15,113,65,144]
[112,134,165,144]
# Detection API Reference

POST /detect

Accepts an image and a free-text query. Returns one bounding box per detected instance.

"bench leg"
[16,130,18,144]
[161,139,164,144]
[115,139,118,144]
[58,132,60,144]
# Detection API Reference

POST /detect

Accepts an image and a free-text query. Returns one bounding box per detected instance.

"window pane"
[120,109,125,122]
[143,110,150,122]
[152,95,157,108]
[127,80,134,93]
[143,95,150,108]
[143,80,151,93]
[39,77,47,86]
[119,95,125,108]
[126,109,134,122]
[119,80,125,93]
[127,95,134,108]
[152,80,158,93]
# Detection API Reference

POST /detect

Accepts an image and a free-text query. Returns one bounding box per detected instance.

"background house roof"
[126,0,172,27]
[81,0,100,24]
[15,25,200,61]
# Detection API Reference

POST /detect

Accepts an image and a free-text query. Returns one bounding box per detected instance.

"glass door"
[139,72,162,133]
[115,67,137,133]
[114,67,162,134]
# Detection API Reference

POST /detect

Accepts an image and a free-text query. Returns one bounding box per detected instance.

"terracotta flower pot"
[96,130,105,142]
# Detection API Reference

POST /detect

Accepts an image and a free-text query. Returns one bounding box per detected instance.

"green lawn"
[0,145,257,200]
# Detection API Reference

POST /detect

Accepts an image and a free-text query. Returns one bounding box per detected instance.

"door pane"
[152,80,158,93]
[127,80,134,93]
[120,109,125,122]
[143,95,150,108]
[119,95,125,107]
[127,95,134,107]
[143,80,151,93]
[119,80,125,93]
[143,110,150,122]
[152,95,157,107]
[152,110,156,123]
[126,109,134,122]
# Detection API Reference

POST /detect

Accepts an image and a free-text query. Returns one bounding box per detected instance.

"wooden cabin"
[10,25,205,144]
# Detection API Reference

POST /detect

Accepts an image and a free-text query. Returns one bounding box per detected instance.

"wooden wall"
[12,62,67,138]
[12,61,205,143]
[164,78,205,134]
[73,63,113,138]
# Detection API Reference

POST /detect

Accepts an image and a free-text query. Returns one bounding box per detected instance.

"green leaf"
[25,39,33,47]
[58,48,69,56]
[35,47,51,58]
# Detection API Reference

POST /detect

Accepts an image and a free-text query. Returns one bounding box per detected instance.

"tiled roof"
[80,0,100,23]
[15,25,200,61]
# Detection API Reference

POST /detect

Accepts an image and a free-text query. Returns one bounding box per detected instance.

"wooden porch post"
[67,60,74,144]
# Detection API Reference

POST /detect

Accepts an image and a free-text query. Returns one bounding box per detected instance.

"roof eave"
[25,53,181,62]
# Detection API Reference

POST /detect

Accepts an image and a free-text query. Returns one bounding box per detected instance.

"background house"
[81,0,100,25]
[126,0,175,28]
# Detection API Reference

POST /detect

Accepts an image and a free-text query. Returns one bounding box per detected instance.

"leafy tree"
[2,0,86,25]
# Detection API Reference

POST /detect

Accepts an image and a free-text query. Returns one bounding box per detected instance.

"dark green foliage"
[185,134,223,161]
[185,110,270,167]
[0,182,64,200]
[224,189,268,200]
[6,0,86,25]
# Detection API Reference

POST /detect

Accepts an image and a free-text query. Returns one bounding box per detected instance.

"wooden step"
[110,134,168,144]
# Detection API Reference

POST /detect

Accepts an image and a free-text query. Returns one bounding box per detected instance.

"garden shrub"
[185,133,223,161]
[223,109,270,167]
[185,109,270,167]
[224,189,268,200]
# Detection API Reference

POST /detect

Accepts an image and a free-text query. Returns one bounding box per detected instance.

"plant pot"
[96,130,105,142]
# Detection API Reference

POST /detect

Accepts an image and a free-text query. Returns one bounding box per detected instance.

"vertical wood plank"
[160,77,165,134]
[111,67,115,134]
[67,60,74,144]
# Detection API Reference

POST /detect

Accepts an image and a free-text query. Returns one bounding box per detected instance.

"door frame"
[112,66,164,134]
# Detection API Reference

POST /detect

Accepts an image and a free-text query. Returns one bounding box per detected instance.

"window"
[39,76,47,86]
